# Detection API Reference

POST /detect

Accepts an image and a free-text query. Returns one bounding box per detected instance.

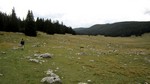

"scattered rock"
[78,57,81,60]
[41,77,61,84]
[124,64,127,66]
[52,46,64,49]
[29,58,45,64]
[34,50,40,53]
[76,52,86,55]
[0,73,3,76]
[78,82,88,84]
[12,47,19,50]
[52,62,55,66]
[26,56,32,59]
[67,48,73,51]
[89,60,95,62]
[32,44,40,47]
[29,59,39,63]
[40,53,53,58]
[34,54,39,57]
[43,42,46,46]
[46,69,53,75]
[34,53,53,58]
[87,80,92,82]
[82,66,86,69]
[56,67,59,70]
[41,60,46,63]
[144,82,149,84]
[41,69,62,84]
[1,52,6,54]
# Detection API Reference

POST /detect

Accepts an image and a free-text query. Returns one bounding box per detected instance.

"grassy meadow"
[0,32,150,84]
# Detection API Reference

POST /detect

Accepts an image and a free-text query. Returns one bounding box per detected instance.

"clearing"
[0,32,150,84]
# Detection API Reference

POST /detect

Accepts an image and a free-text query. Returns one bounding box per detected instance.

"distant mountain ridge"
[74,21,150,37]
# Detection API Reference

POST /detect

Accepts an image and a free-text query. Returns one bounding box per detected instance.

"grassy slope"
[0,32,150,84]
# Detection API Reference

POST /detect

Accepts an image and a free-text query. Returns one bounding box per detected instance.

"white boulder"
[34,53,53,58]
[41,69,62,84]
[41,76,61,84]
[0,73,3,76]
[29,59,39,63]
[40,53,53,58]
[78,82,88,84]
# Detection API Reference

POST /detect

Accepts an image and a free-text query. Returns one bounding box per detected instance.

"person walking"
[20,39,25,50]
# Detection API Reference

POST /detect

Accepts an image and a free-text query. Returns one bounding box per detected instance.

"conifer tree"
[25,10,37,36]
[10,7,19,32]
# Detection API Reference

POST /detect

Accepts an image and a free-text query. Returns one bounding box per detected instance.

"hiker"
[20,39,25,49]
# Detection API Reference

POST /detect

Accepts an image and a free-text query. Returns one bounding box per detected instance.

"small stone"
[34,54,39,57]
[89,60,94,62]
[40,53,53,58]
[87,80,91,82]
[41,69,62,84]
[43,43,46,45]
[78,57,81,60]
[41,60,45,62]
[56,67,59,70]
[29,59,39,63]
[39,62,42,64]
[124,64,127,66]
[82,66,85,69]
[1,52,6,54]
[144,82,148,84]
[46,69,53,75]
[0,73,3,76]
[34,53,53,58]
[78,82,88,84]
[54,70,58,72]
[12,47,19,50]
[76,52,86,55]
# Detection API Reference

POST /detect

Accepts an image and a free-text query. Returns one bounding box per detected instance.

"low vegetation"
[0,32,150,84]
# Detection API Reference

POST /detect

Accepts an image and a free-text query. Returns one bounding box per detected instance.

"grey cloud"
[144,10,150,15]
[34,12,65,20]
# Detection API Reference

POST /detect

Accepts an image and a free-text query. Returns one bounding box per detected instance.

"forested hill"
[74,21,150,37]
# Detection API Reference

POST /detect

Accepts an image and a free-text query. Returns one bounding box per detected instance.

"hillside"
[74,21,150,37]
[0,32,150,84]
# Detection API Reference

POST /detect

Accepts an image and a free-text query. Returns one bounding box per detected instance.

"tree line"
[0,8,76,36]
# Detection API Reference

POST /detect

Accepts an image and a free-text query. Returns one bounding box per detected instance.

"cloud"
[0,0,150,27]
[144,10,150,15]
[34,12,65,20]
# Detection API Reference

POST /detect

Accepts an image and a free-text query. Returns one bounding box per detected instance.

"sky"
[0,0,150,28]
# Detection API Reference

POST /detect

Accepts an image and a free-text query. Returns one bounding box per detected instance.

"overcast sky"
[0,0,150,28]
